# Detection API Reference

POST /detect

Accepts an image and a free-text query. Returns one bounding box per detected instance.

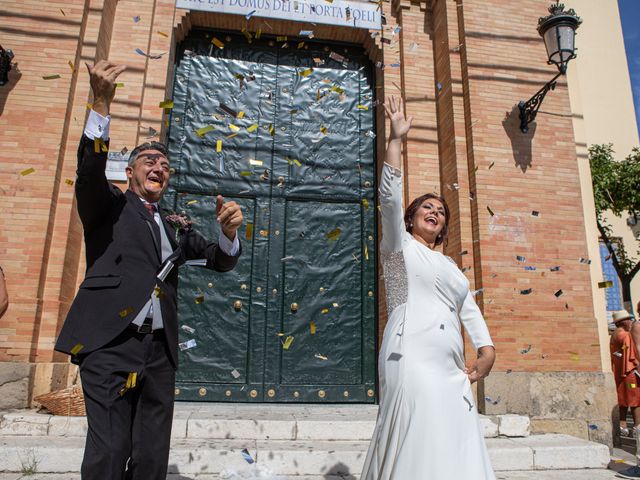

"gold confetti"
[94,138,108,153]
[211,37,225,49]
[154,286,164,298]
[568,351,580,362]
[326,228,341,241]
[321,308,330,314]
[196,125,215,137]
[362,199,370,210]
[293,159,302,167]
[68,60,75,71]
[598,280,613,289]
[249,159,263,166]
[42,74,61,80]
[247,123,259,133]
[157,30,169,37]
[119,307,134,318]
[238,111,245,119]
[630,383,637,389]
[115,83,124,88]
[310,322,317,334]
[298,42,305,49]
[320,126,328,135]
[269,124,275,136]
[70,344,84,355]
[356,105,369,110]
[246,223,254,240]
[283,335,294,350]
[240,171,252,177]
[195,295,204,304]
[255,28,262,39]
[277,36,287,41]
[241,28,252,42]
[332,302,339,307]
[159,99,174,109]
[331,85,344,94]
[229,124,240,132]
[20,168,35,176]
[186,200,198,205]
[315,353,328,360]
[65,179,74,186]
[299,68,314,77]
[87,103,93,109]
[364,243,369,261]
[216,140,222,153]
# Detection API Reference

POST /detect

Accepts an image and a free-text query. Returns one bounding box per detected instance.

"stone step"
[0,404,531,439]
[0,434,610,474]
[0,471,625,480]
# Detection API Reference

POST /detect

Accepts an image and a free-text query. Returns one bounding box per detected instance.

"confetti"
[249,159,263,166]
[246,9,256,19]
[119,307,134,318]
[218,103,238,118]
[133,15,141,23]
[588,424,598,430]
[393,25,402,34]
[524,266,536,271]
[283,336,294,350]
[68,60,75,71]
[387,352,402,361]
[298,68,314,77]
[228,124,240,132]
[485,395,501,405]
[115,82,124,88]
[310,322,317,334]
[195,295,204,304]
[329,51,345,63]
[70,344,84,355]
[158,100,174,109]
[579,257,592,264]
[313,57,325,66]
[238,111,245,119]
[297,42,305,49]
[459,250,468,256]
[246,123,258,133]
[42,74,61,80]
[408,42,419,53]
[357,105,369,110]
[315,353,328,360]
[246,223,254,240]
[554,289,564,297]
[321,308,330,314]
[181,325,195,334]
[255,28,262,39]
[471,288,484,297]
[60,8,65,15]
[277,36,287,42]
[216,140,222,153]
[488,161,495,169]
[436,82,443,90]
[241,448,255,464]
[531,210,540,217]
[211,37,225,49]
[569,351,580,362]
[196,125,215,137]
[362,199,370,210]
[516,255,526,262]
[231,369,241,378]
[486,206,495,216]
[65,179,74,186]
[241,29,252,42]
[598,280,613,289]
[550,266,561,272]
[440,324,445,330]
[300,30,314,37]
[20,168,35,176]
[320,126,328,135]
[179,339,197,351]
[269,125,275,136]
[520,288,532,295]
[93,138,108,153]
[520,344,532,354]
[157,30,168,37]
[119,372,138,396]
[135,48,165,59]
[326,228,341,241]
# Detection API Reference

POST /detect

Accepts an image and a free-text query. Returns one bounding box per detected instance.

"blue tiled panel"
[600,243,623,311]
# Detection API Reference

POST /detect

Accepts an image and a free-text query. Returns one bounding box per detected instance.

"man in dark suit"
[55,60,243,479]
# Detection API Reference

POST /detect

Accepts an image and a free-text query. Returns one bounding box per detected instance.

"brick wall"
[0,0,602,375]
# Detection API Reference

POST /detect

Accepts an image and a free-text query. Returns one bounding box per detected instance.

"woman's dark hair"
[404,193,450,247]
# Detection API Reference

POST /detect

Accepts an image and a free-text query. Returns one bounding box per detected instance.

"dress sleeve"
[459,290,494,350]
[379,163,407,253]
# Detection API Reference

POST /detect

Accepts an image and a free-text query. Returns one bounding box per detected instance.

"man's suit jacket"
[55,135,240,367]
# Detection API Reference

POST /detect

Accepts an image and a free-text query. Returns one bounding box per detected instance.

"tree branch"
[597,219,628,281]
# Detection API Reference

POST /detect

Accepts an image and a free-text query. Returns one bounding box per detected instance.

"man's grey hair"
[127,141,169,166]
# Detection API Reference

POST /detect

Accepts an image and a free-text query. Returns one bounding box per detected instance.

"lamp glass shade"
[544,23,576,69]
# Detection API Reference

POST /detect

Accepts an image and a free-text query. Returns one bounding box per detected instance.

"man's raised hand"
[216,195,243,242]
[85,60,126,116]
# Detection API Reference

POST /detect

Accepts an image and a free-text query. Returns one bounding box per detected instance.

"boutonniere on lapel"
[165,213,193,241]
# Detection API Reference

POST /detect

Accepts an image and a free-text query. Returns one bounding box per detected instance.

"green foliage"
[589,144,640,281]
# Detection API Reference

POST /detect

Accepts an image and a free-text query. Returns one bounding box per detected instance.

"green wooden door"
[163,29,376,402]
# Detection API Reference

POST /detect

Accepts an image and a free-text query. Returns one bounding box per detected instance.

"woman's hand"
[384,96,413,140]
[464,346,496,384]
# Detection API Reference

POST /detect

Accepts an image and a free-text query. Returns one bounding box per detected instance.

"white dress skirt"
[360,163,496,480]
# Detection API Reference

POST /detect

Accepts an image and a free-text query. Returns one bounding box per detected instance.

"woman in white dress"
[361,96,496,480]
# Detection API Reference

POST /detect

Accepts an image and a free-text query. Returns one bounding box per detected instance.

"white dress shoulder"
[360,163,496,480]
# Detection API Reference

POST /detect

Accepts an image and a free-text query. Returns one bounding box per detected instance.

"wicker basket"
[34,385,86,416]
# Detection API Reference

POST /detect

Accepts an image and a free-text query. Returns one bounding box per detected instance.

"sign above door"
[176,0,382,30]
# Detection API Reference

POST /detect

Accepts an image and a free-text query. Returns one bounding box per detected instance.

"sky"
[618,0,640,138]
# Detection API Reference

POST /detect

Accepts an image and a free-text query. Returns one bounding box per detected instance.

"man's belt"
[128,318,153,334]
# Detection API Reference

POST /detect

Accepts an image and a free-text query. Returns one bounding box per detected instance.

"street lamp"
[518,1,582,133]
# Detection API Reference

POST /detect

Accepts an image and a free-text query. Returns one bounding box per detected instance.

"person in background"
[0,266,8,319]
[612,309,640,479]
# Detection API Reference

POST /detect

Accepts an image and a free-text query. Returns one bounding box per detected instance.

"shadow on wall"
[502,104,536,173]
[324,462,358,479]
[0,62,21,117]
